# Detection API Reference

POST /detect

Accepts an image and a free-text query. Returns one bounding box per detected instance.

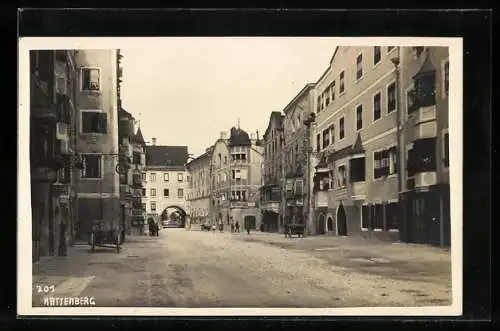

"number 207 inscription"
[35,285,55,293]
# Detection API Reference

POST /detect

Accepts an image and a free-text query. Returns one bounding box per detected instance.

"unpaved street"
[33,228,452,307]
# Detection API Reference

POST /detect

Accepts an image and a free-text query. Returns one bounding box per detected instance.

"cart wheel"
[90,232,95,252]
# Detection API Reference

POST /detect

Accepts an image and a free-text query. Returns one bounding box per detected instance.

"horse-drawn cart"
[284,223,306,238]
[89,220,123,253]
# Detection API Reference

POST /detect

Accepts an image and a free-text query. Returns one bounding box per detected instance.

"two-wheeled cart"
[89,220,122,253]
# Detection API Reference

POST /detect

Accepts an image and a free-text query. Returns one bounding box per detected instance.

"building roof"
[413,49,436,79]
[186,149,213,168]
[145,145,188,167]
[228,126,251,147]
[264,111,284,140]
[282,83,316,115]
[133,127,145,144]
[119,107,134,121]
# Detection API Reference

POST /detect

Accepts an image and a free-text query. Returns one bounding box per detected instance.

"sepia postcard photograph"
[17,36,462,316]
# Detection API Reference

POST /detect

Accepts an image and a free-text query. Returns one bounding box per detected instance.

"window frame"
[405,142,415,185]
[339,116,345,141]
[339,70,346,95]
[163,188,169,197]
[355,103,363,131]
[372,148,391,181]
[373,46,382,67]
[386,80,397,114]
[355,52,364,81]
[442,58,450,98]
[349,155,366,183]
[386,199,400,232]
[80,153,103,180]
[372,91,382,123]
[386,144,398,177]
[80,109,107,134]
[150,188,156,197]
[80,67,102,92]
[177,172,184,182]
[322,127,330,149]
[150,172,156,182]
[150,202,156,212]
[442,128,450,169]
[177,188,184,198]
[336,163,347,188]
[163,172,169,181]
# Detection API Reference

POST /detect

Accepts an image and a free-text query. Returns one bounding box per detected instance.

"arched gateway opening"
[160,206,187,228]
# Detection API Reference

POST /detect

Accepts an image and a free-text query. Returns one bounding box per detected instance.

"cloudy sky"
[120,38,338,157]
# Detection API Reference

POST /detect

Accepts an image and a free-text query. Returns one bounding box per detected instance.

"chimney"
[256,130,260,141]
[152,137,157,146]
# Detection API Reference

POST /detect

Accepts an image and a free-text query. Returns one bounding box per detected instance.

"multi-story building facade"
[30,50,78,262]
[281,84,317,234]
[312,46,403,240]
[130,127,146,234]
[142,139,190,228]
[186,147,214,227]
[398,46,450,246]
[118,107,146,237]
[209,127,264,229]
[310,46,450,247]
[73,49,121,242]
[260,112,284,232]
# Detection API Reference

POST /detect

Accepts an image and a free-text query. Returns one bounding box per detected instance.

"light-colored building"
[209,126,264,229]
[260,112,285,232]
[74,49,121,242]
[312,46,403,240]
[281,84,316,234]
[186,147,214,227]
[142,138,190,228]
[398,46,450,246]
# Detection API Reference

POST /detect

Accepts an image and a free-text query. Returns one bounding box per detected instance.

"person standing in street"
[235,220,240,233]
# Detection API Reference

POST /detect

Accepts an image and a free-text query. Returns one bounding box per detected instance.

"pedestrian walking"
[235,221,240,233]
[148,218,155,236]
[230,223,235,233]
[212,223,217,232]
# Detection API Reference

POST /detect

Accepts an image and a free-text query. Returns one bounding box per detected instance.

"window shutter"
[369,205,374,229]
[382,150,389,176]
[374,152,380,178]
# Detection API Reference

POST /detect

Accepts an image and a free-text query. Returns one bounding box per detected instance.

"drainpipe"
[391,48,404,242]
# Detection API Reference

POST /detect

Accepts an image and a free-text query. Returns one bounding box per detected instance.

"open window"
[81,154,102,179]
[81,68,100,91]
[349,157,366,182]
[81,110,107,134]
